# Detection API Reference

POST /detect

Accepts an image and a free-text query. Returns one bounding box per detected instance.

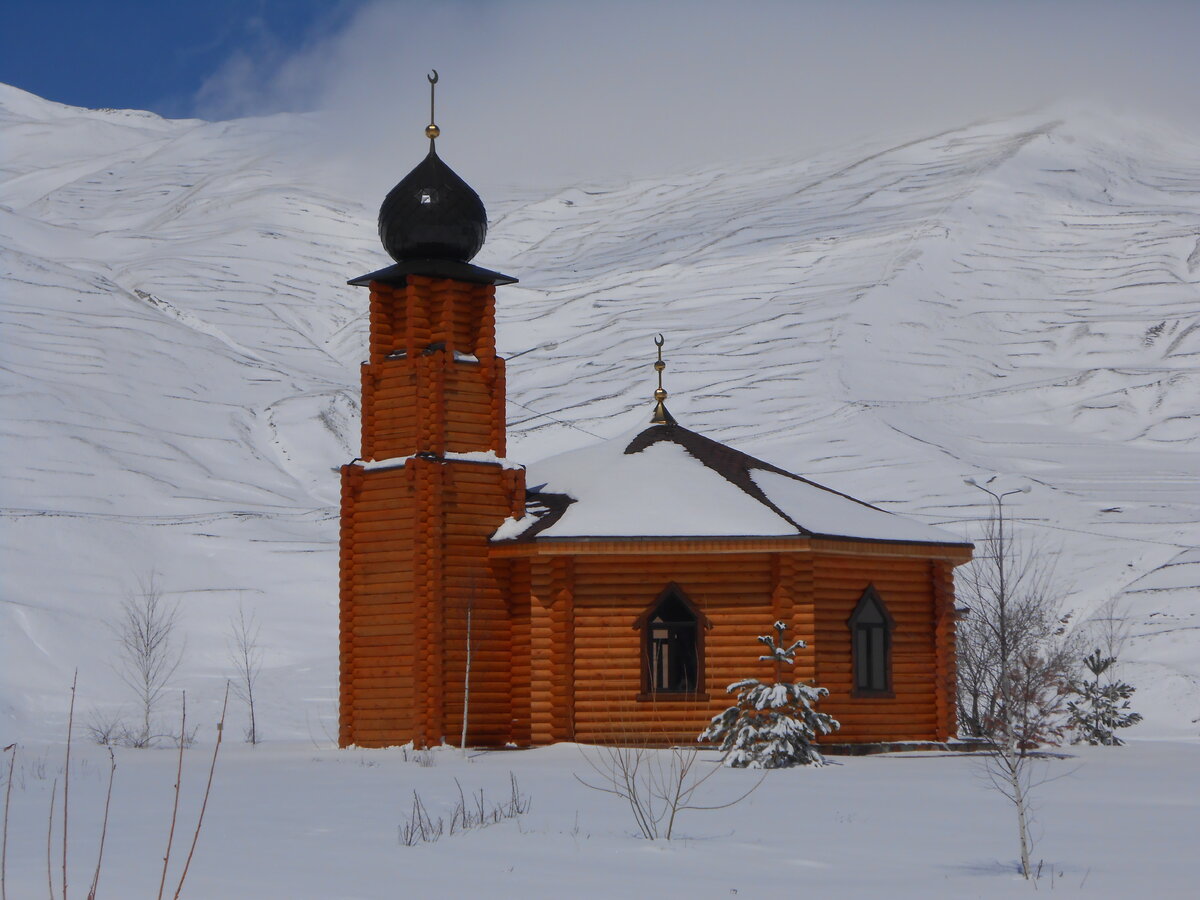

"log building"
[338,82,972,749]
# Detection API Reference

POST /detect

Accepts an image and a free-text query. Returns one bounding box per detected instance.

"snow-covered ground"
[1,81,1198,750]
[3,738,1197,898]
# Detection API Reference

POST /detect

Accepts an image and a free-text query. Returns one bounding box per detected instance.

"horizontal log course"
[574,687,646,700]
[346,640,420,657]
[362,424,419,442]
[353,565,418,582]
[571,566,773,582]
[442,660,515,677]
[346,733,421,748]
[369,385,423,401]
[815,558,927,574]
[811,566,931,580]
[347,689,416,705]
[446,466,508,485]
[443,389,493,407]
[443,499,511,518]
[575,553,773,569]
[446,431,495,448]
[573,714,713,728]
[352,561,416,579]
[348,545,419,562]
[351,518,420,537]
[351,496,420,514]
[829,727,936,741]
[443,421,495,439]
[346,665,418,680]
[347,508,418,527]
[346,597,413,615]
[815,587,929,602]
[441,706,514,721]
[356,481,414,499]
[352,622,418,638]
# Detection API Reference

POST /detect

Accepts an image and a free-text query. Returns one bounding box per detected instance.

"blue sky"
[0,0,362,117]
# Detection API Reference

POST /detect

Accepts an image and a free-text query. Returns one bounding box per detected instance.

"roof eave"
[349,258,518,287]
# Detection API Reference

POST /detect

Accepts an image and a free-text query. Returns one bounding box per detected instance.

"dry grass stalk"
[46,778,57,900]
[157,693,186,900]
[63,671,77,900]
[86,748,116,900]
[2,743,14,900]
[171,684,229,900]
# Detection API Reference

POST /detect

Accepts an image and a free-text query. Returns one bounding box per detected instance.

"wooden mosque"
[338,76,973,749]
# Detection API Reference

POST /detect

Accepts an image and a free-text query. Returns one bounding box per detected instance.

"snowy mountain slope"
[1,84,1197,741]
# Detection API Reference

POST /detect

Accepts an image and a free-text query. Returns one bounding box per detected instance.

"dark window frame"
[847,584,896,698]
[632,583,711,701]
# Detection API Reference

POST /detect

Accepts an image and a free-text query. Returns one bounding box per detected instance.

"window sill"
[636,692,711,703]
[850,688,896,699]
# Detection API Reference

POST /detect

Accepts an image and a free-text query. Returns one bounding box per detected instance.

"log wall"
[339,273,523,749]
[360,276,505,461]
[812,554,941,742]
[506,546,963,746]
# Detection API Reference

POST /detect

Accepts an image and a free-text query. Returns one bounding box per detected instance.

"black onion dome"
[378,146,487,263]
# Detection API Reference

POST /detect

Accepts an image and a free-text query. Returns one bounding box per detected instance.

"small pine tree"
[699,621,839,768]
[1066,649,1142,746]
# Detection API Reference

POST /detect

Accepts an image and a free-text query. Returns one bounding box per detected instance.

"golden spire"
[425,69,440,144]
[650,334,676,425]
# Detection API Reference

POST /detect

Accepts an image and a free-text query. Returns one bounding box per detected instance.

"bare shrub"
[580,728,767,842]
[86,711,130,748]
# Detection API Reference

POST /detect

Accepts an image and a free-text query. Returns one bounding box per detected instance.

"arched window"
[633,584,710,698]
[847,585,895,697]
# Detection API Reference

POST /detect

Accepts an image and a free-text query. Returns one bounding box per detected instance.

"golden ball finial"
[425,123,440,140]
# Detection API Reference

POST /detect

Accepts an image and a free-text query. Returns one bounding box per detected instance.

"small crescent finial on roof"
[425,70,440,142]
[650,334,676,425]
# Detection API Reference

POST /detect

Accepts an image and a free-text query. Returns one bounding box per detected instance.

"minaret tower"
[339,73,524,748]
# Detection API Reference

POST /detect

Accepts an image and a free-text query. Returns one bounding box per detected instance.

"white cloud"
[193,0,1200,198]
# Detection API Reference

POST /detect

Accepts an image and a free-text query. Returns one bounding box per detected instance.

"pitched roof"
[492,421,969,546]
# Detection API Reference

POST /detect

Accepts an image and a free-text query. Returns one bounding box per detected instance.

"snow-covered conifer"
[1067,649,1142,746]
[699,621,838,767]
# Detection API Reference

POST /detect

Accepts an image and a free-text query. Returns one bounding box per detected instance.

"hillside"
[1,84,1197,742]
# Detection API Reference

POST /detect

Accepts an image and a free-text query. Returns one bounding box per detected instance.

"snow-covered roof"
[492,420,968,546]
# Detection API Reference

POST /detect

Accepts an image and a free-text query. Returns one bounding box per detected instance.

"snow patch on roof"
[499,421,968,544]
[749,469,965,544]
[508,425,795,539]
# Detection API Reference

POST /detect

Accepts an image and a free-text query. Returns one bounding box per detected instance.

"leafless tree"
[1082,596,1134,682]
[957,480,1075,746]
[228,600,263,744]
[958,478,1076,879]
[115,575,184,748]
